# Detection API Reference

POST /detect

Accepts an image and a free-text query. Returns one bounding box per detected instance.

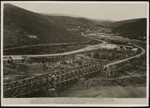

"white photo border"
[1,1,149,107]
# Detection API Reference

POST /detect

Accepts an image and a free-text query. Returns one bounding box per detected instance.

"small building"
[3,56,25,63]
[116,46,121,50]
[27,35,38,39]
[86,29,91,32]
[91,51,94,58]
[87,33,95,36]
[56,61,61,65]
[125,45,134,49]
[131,48,138,53]
[68,28,79,31]
[121,46,127,51]
[3,56,13,63]
[101,44,117,50]
[65,59,72,64]
[77,26,81,29]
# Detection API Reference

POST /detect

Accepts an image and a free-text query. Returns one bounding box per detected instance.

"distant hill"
[111,18,147,40]
[4,4,88,48]
[44,15,96,30]
[44,15,114,29]
[44,15,146,41]
[91,19,114,28]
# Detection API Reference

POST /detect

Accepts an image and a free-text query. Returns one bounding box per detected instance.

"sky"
[4,2,148,21]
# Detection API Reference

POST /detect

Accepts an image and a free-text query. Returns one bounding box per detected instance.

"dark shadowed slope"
[111,18,147,41]
[4,4,88,48]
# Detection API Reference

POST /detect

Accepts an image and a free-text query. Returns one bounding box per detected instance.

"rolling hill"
[44,15,98,30]
[3,4,88,48]
[44,14,114,30]
[3,3,147,49]
[111,18,147,40]
[45,15,147,41]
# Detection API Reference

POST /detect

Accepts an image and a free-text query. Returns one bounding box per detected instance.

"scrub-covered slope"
[4,4,88,48]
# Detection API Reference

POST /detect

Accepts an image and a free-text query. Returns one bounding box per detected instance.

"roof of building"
[3,56,24,61]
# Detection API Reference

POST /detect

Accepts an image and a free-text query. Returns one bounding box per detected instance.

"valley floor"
[58,85,146,98]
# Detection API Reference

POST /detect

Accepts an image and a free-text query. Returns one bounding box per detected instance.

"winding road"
[4,43,106,58]
[3,33,106,58]
[4,33,145,66]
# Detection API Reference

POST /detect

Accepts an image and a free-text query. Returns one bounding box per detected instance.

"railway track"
[3,34,146,98]
[3,64,103,97]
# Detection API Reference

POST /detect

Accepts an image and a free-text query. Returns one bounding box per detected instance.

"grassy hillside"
[44,15,97,30]
[44,15,114,30]
[111,18,147,41]
[4,4,88,48]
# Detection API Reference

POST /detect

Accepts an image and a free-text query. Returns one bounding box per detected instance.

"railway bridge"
[4,64,105,97]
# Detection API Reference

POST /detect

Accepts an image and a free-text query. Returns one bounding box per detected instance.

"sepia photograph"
[1,1,149,106]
